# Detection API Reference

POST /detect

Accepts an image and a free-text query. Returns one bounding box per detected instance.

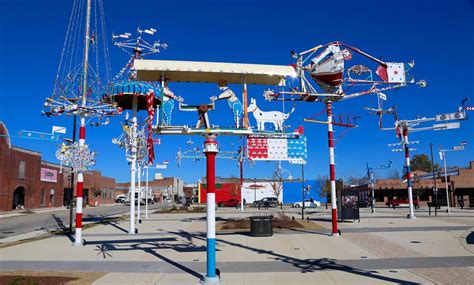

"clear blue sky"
[1,0,473,184]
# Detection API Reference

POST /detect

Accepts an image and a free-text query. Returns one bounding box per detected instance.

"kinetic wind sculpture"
[43,0,119,246]
[133,56,302,284]
[106,27,167,235]
[56,141,96,173]
[370,105,468,219]
[263,41,426,236]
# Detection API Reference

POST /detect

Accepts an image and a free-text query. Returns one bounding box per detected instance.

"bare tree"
[316,175,330,199]
[344,175,368,186]
[385,169,400,180]
[271,180,283,209]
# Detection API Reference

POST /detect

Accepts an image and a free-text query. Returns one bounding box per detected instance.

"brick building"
[348,161,474,207]
[0,121,116,211]
[116,174,183,202]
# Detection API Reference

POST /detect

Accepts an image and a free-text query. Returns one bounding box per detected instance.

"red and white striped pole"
[74,117,86,246]
[74,0,91,246]
[326,101,339,236]
[403,128,416,219]
[203,134,219,284]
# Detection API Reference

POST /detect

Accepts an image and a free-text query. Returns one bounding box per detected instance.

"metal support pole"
[254,178,257,203]
[145,166,149,219]
[442,151,451,213]
[430,142,438,215]
[243,78,249,129]
[301,164,305,220]
[403,129,416,219]
[69,115,77,233]
[129,96,138,234]
[137,164,142,224]
[74,117,86,246]
[367,164,375,214]
[74,0,91,247]
[371,172,375,213]
[240,157,244,212]
[326,101,339,236]
[203,134,219,284]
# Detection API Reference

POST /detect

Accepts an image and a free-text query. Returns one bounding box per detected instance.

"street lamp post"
[439,142,467,213]
[254,178,257,203]
[301,164,305,220]
[145,165,150,219]
[430,142,438,216]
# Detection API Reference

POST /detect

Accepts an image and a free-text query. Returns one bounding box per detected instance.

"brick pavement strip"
[2,257,474,273]
[343,232,474,283]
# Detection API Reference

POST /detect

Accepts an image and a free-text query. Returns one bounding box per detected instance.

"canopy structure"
[106,81,162,110]
[134,59,297,85]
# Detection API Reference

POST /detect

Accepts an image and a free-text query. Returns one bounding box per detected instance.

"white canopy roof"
[134,59,296,85]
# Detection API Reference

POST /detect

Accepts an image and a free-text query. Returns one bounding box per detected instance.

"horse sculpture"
[247,98,295,132]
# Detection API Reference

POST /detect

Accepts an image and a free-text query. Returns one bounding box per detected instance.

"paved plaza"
[1,205,474,284]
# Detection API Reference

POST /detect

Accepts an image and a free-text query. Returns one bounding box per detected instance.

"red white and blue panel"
[247,135,307,164]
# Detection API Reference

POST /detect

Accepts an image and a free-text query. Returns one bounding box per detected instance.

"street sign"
[433,122,460,131]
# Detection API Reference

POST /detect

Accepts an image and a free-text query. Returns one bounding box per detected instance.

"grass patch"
[0,271,104,285]
[218,213,323,231]
[154,205,206,213]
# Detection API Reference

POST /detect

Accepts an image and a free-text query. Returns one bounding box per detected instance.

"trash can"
[249,216,273,237]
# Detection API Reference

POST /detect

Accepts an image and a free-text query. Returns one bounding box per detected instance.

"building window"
[19,161,25,179]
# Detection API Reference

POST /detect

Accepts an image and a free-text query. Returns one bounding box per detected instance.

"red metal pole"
[204,134,218,283]
[326,101,339,236]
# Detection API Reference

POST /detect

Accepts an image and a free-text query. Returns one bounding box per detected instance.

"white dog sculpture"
[247,98,295,132]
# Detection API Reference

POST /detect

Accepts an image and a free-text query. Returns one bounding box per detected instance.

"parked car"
[386,198,419,209]
[218,198,240,207]
[116,194,126,203]
[255,197,279,208]
[293,199,321,208]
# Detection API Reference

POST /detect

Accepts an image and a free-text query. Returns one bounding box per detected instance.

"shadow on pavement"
[51,214,74,243]
[82,234,206,281]
[166,230,421,284]
[99,217,128,233]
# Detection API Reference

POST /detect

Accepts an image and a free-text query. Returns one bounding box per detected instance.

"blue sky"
[0,0,473,184]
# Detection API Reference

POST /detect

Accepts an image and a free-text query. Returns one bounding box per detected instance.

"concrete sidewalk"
[0,207,473,284]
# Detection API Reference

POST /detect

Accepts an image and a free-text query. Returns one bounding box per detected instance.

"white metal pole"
[129,96,138,234]
[137,164,142,224]
[370,171,375,213]
[443,151,451,213]
[240,157,244,212]
[403,129,416,219]
[145,166,149,218]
